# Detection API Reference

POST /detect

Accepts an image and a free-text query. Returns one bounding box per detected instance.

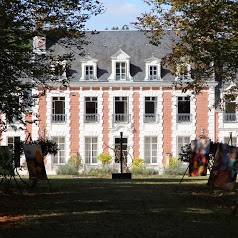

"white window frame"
[109,49,132,81]
[51,60,67,81]
[113,96,130,123]
[145,56,161,81]
[175,62,191,81]
[51,136,66,164]
[116,62,126,80]
[7,136,21,158]
[144,136,158,164]
[51,96,66,123]
[80,58,98,80]
[177,96,191,123]
[84,97,98,123]
[144,97,158,123]
[177,136,190,156]
[85,137,98,164]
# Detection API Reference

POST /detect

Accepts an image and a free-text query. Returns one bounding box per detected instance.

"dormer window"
[51,60,67,81]
[116,62,126,80]
[145,56,161,81]
[175,63,191,81]
[109,49,132,81]
[149,66,158,80]
[85,65,94,80]
[80,58,98,81]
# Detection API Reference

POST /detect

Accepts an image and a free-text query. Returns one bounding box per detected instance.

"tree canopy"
[0,0,103,132]
[134,0,238,100]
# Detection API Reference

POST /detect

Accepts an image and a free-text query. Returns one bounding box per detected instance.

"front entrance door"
[114,137,128,164]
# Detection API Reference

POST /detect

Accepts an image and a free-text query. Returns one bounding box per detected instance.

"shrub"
[131,167,159,175]
[80,166,116,177]
[56,164,78,175]
[131,157,145,170]
[164,157,187,175]
[97,153,112,166]
[67,154,81,169]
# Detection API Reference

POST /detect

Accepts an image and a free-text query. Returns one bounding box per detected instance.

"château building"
[2,31,238,174]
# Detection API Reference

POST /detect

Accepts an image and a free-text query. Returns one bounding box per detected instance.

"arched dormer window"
[145,56,161,81]
[80,57,98,81]
[109,49,132,81]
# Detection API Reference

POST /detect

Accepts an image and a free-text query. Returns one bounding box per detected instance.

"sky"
[85,0,151,31]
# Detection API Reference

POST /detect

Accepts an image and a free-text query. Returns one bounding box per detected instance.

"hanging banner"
[208,143,238,191]
[189,139,210,176]
[0,146,14,176]
[23,145,47,180]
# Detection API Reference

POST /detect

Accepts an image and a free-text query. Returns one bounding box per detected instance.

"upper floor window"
[145,56,161,81]
[80,58,98,81]
[144,97,158,123]
[113,97,130,123]
[224,101,237,122]
[109,49,132,81]
[177,96,191,123]
[51,97,66,123]
[84,97,99,123]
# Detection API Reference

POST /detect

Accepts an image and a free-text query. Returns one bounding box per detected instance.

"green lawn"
[0,175,238,238]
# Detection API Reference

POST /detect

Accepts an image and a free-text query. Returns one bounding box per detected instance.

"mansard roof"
[48,30,177,82]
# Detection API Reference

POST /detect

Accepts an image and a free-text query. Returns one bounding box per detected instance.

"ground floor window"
[177,136,190,156]
[7,136,21,167]
[85,137,98,164]
[144,137,158,164]
[114,137,128,163]
[51,137,65,164]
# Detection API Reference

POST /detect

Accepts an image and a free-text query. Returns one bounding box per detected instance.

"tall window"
[116,62,126,80]
[85,65,94,80]
[144,137,158,164]
[114,97,129,122]
[224,101,236,122]
[8,136,20,166]
[149,66,158,80]
[84,97,98,123]
[52,97,66,123]
[114,137,128,163]
[51,137,65,164]
[177,96,190,122]
[177,136,190,156]
[144,97,157,123]
[85,137,98,164]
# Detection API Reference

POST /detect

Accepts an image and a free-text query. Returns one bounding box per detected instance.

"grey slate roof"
[48,30,177,82]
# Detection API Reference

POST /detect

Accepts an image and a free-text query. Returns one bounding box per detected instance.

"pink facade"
[1,31,237,174]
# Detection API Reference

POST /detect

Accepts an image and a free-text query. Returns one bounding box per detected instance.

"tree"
[0,0,103,133]
[134,0,238,101]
